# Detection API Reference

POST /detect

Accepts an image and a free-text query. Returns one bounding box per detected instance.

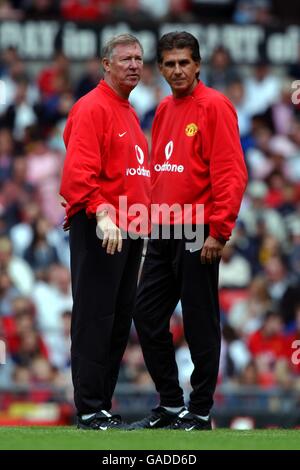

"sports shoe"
[169,410,212,431]
[77,410,127,430]
[128,406,185,430]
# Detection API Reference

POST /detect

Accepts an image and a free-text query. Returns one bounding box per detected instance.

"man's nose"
[129,58,138,68]
[174,63,182,74]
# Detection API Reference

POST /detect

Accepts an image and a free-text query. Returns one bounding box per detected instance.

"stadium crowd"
[0,0,300,25]
[0,2,300,416]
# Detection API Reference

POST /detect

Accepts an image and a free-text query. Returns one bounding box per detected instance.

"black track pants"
[133,228,221,415]
[69,210,143,414]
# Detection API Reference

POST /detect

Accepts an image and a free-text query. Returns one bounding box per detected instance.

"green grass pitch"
[0,427,300,450]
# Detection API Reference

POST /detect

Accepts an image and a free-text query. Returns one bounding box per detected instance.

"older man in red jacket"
[60,34,150,430]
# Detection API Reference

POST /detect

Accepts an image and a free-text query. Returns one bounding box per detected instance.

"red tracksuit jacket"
[151,80,247,241]
[60,80,151,233]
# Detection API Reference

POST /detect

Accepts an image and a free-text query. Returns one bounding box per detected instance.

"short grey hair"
[101,34,144,60]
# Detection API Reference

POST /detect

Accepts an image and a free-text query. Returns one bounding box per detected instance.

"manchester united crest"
[185,123,198,137]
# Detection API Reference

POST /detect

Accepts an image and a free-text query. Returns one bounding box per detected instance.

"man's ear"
[158,62,163,75]
[102,57,110,73]
[195,61,201,76]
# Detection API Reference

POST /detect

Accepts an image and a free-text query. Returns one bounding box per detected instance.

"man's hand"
[96,211,122,255]
[62,215,70,232]
[60,197,70,231]
[200,236,225,264]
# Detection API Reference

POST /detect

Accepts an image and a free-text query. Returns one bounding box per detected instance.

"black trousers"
[69,210,143,415]
[133,226,221,415]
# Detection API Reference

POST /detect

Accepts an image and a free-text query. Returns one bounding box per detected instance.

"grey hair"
[101,34,144,60]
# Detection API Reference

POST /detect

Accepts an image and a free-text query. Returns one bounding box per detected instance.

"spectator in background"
[0,128,14,184]
[220,324,251,384]
[0,58,39,116]
[238,361,259,386]
[1,154,36,230]
[41,74,73,127]
[31,264,72,368]
[24,217,59,272]
[24,0,59,19]
[75,58,102,99]
[25,129,64,225]
[206,46,240,94]
[270,79,297,136]
[37,51,71,100]
[280,274,300,328]
[0,78,38,141]
[219,242,251,289]
[239,181,286,243]
[61,0,112,21]
[139,0,170,19]
[245,122,273,180]
[248,311,290,388]
[0,0,23,19]
[264,171,288,210]
[129,63,158,121]
[228,276,272,337]
[9,201,42,257]
[11,329,48,367]
[264,256,291,304]
[0,236,34,296]
[3,297,37,354]
[244,62,281,117]
[258,233,282,267]
[46,89,75,153]
[267,135,300,184]
[140,85,164,134]
[233,0,273,25]
[9,200,70,267]
[288,222,300,280]
[225,80,251,137]
[0,46,19,79]
[0,269,20,317]
[31,264,72,334]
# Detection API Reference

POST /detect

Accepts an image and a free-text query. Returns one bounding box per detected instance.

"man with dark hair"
[60,34,150,430]
[130,32,247,431]
[156,31,201,65]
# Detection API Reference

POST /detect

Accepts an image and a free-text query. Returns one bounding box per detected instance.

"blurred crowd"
[0,0,300,25]
[0,4,300,409]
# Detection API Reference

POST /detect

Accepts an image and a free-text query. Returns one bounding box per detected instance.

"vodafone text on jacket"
[154,140,185,173]
[126,144,150,177]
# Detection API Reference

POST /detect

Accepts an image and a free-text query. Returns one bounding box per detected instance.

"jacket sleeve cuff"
[86,200,110,218]
[209,226,229,245]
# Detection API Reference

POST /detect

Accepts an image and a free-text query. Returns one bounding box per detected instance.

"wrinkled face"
[102,42,143,98]
[159,47,200,98]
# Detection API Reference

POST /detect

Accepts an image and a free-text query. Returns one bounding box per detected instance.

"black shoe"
[77,410,127,430]
[128,406,185,430]
[169,410,212,431]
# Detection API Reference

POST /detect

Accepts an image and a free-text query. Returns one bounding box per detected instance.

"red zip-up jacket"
[60,80,151,233]
[151,81,248,241]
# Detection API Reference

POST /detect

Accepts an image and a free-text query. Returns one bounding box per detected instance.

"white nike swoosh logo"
[189,247,201,253]
[99,425,108,430]
[149,419,160,427]
[118,132,127,137]
[185,425,196,431]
